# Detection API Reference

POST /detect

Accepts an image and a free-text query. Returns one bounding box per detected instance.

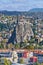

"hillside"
[29,8,43,12]
[0,8,43,19]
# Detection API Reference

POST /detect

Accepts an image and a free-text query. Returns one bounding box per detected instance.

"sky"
[0,0,43,11]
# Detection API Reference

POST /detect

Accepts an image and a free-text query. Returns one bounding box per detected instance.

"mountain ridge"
[29,8,43,12]
[0,8,43,19]
[0,8,43,15]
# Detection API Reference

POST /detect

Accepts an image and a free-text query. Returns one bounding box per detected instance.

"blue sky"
[0,0,43,11]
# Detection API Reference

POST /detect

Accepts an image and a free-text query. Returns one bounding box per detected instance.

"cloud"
[0,0,43,11]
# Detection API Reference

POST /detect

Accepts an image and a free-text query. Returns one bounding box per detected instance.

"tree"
[20,58,24,64]
[15,44,20,49]
[0,43,4,49]
[39,41,43,46]
[35,62,41,65]
[25,45,34,50]
[4,58,12,65]
[8,43,14,49]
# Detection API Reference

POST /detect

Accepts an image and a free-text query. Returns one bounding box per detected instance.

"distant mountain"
[28,8,43,19]
[0,10,27,16]
[29,8,43,12]
[0,8,43,15]
[0,8,43,19]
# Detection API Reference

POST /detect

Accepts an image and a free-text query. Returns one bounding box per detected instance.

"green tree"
[4,58,12,65]
[20,58,24,64]
[25,45,34,50]
[35,62,40,65]
[0,43,4,49]
[15,44,20,49]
